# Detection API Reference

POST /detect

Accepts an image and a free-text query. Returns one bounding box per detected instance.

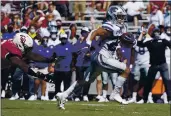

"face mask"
[154,32,160,39]
[30,28,35,33]
[81,32,88,38]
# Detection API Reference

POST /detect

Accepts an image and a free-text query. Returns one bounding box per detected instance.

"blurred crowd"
[1,0,171,103]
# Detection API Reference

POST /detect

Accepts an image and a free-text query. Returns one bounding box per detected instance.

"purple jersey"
[53,42,75,71]
[75,39,90,67]
[33,44,54,68]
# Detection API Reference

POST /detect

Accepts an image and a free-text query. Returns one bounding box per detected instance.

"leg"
[96,75,102,99]
[1,68,10,98]
[159,63,171,102]
[10,68,23,100]
[143,66,158,102]
[98,72,109,102]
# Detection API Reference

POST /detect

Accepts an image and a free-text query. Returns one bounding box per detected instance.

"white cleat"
[136,99,144,104]
[75,97,80,102]
[113,94,128,104]
[83,95,89,102]
[56,92,67,110]
[147,98,154,104]
[44,96,49,101]
[51,97,57,101]
[9,93,19,100]
[122,99,128,105]
[127,98,136,103]
[28,95,35,101]
[96,95,102,100]
[161,93,168,104]
[20,97,25,100]
[98,97,109,102]
[1,90,5,98]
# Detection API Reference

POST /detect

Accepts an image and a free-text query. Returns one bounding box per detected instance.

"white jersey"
[135,46,149,65]
[99,21,126,58]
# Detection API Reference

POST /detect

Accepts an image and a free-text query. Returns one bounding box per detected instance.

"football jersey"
[1,39,22,59]
[99,21,126,58]
[1,39,22,69]
[135,46,150,65]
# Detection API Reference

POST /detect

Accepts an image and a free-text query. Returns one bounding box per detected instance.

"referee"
[137,27,171,104]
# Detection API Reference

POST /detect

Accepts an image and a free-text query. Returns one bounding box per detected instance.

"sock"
[114,76,126,94]
[102,90,107,98]
[148,92,153,100]
[64,81,77,96]
[132,92,137,99]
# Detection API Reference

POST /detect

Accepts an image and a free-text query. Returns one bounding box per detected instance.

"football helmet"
[106,5,127,27]
[13,33,33,54]
[120,33,137,47]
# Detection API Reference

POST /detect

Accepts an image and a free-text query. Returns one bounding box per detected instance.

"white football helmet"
[13,33,33,54]
[106,5,127,27]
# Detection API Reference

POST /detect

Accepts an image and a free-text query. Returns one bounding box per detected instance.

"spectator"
[74,27,91,101]
[2,24,16,40]
[147,1,167,14]
[47,27,61,47]
[148,5,164,27]
[1,9,10,29]
[37,1,48,11]
[49,33,74,101]
[137,28,171,104]
[66,23,78,45]
[24,14,31,28]
[1,1,11,14]
[53,1,68,19]
[29,4,38,20]
[28,24,38,40]
[123,0,145,26]
[164,4,171,26]
[94,1,105,12]
[46,3,61,21]
[73,2,86,20]
[12,14,22,32]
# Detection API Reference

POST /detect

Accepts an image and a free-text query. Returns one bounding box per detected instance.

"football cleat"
[56,92,67,110]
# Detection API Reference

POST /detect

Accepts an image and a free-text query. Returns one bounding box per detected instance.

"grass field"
[1,99,170,116]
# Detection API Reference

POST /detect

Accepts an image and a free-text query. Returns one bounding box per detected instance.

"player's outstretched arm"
[25,52,56,63]
[9,56,46,80]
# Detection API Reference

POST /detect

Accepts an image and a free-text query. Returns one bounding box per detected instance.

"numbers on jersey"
[138,47,145,55]
[20,35,26,44]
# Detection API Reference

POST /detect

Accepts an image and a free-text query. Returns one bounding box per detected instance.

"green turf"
[1,99,170,116]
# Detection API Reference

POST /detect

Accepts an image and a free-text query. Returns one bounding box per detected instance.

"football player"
[1,33,60,81]
[56,5,135,109]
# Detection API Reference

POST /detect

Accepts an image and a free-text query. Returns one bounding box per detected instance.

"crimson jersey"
[1,39,22,60]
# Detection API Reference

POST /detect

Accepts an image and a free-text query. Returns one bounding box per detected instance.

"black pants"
[54,71,71,96]
[1,68,10,90]
[143,63,171,101]
[75,66,91,97]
